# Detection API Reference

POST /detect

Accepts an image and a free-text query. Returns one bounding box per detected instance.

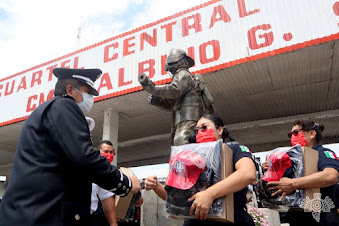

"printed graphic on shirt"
[324,151,338,160]
[240,145,251,153]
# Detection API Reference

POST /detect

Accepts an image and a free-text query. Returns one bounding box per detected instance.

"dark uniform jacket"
[0,96,131,226]
[313,144,339,225]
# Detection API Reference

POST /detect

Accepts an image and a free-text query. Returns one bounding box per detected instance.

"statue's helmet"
[164,48,195,72]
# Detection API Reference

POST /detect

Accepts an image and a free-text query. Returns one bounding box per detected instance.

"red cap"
[262,152,292,182]
[166,150,206,190]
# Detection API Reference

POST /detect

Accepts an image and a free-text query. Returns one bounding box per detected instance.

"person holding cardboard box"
[267,119,339,225]
[145,114,256,225]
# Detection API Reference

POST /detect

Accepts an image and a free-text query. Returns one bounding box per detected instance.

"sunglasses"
[287,129,302,138]
[193,125,218,134]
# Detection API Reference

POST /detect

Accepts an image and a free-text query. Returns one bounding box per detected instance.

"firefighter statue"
[138,48,214,146]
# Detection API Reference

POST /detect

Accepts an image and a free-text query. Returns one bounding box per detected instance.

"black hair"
[188,114,230,143]
[54,78,86,96]
[97,140,113,149]
[293,119,325,143]
[202,114,229,142]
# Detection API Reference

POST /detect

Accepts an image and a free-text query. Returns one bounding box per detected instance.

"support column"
[102,108,119,166]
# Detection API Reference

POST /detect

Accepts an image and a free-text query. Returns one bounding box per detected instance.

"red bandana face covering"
[196,128,217,143]
[291,132,307,147]
[101,153,114,163]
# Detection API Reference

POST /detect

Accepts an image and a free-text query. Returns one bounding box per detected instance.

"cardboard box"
[115,167,135,220]
[170,143,234,223]
[208,143,234,222]
[261,146,320,212]
[301,147,320,212]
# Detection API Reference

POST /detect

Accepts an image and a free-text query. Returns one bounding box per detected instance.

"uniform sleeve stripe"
[119,170,123,181]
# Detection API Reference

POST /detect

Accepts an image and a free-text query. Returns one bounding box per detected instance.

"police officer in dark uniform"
[269,119,339,226]
[0,68,141,226]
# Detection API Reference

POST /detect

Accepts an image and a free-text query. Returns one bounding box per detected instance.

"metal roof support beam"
[118,134,170,148]
[226,109,339,131]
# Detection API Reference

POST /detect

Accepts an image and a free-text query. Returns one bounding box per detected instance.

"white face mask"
[74,88,94,113]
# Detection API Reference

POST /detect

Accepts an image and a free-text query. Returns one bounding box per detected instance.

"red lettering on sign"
[161,21,177,42]
[47,64,58,82]
[248,24,274,50]
[161,54,167,75]
[27,90,54,112]
[199,40,221,64]
[237,0,260,18]
[31,70,43,88]
[118,68,132,87]
[209,5,231,28]
[73,56,83,69]
[5,80,15,96]
[97,72,113,93]
[140,29,157,51]
[104,42,119,63]
[333,2,339,16]
[139,59,155,78]
[187,47,196,67]
[0,84,3,98]
[17,76,27,92]
[123,36,136,57]
[38,89,54,105]
[26,95,38,112]
[61,60,71,68]
[334,2,339,26]
[182,13,202,37]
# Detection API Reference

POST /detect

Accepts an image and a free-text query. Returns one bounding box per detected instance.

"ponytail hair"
[293,119,325,143]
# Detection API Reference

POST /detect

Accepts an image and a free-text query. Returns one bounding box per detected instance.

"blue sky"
[0,0,208,79]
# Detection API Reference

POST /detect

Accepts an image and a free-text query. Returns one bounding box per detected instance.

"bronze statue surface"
[139,48,214,146]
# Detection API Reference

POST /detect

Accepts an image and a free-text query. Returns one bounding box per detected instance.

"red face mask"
[101,153,114,163]
[196,128,217,143]
[291,132,307,147]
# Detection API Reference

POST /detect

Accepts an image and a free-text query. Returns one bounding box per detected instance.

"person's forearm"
[207,169,255,200]
[102,197,118,226]
[154,181,167,200]
[293,168,338,189]
[106,206,118,226]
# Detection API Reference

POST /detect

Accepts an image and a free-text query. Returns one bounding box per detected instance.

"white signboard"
[0,0,338,126]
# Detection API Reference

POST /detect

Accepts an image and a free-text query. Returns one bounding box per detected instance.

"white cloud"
[0,0,207,79]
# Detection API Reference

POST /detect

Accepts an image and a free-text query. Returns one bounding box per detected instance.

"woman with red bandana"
[267,119,339,226]
[145,114,256,225]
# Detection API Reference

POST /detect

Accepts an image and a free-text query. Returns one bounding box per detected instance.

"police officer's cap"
[53,68,102,96]
[165,48,194,68]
